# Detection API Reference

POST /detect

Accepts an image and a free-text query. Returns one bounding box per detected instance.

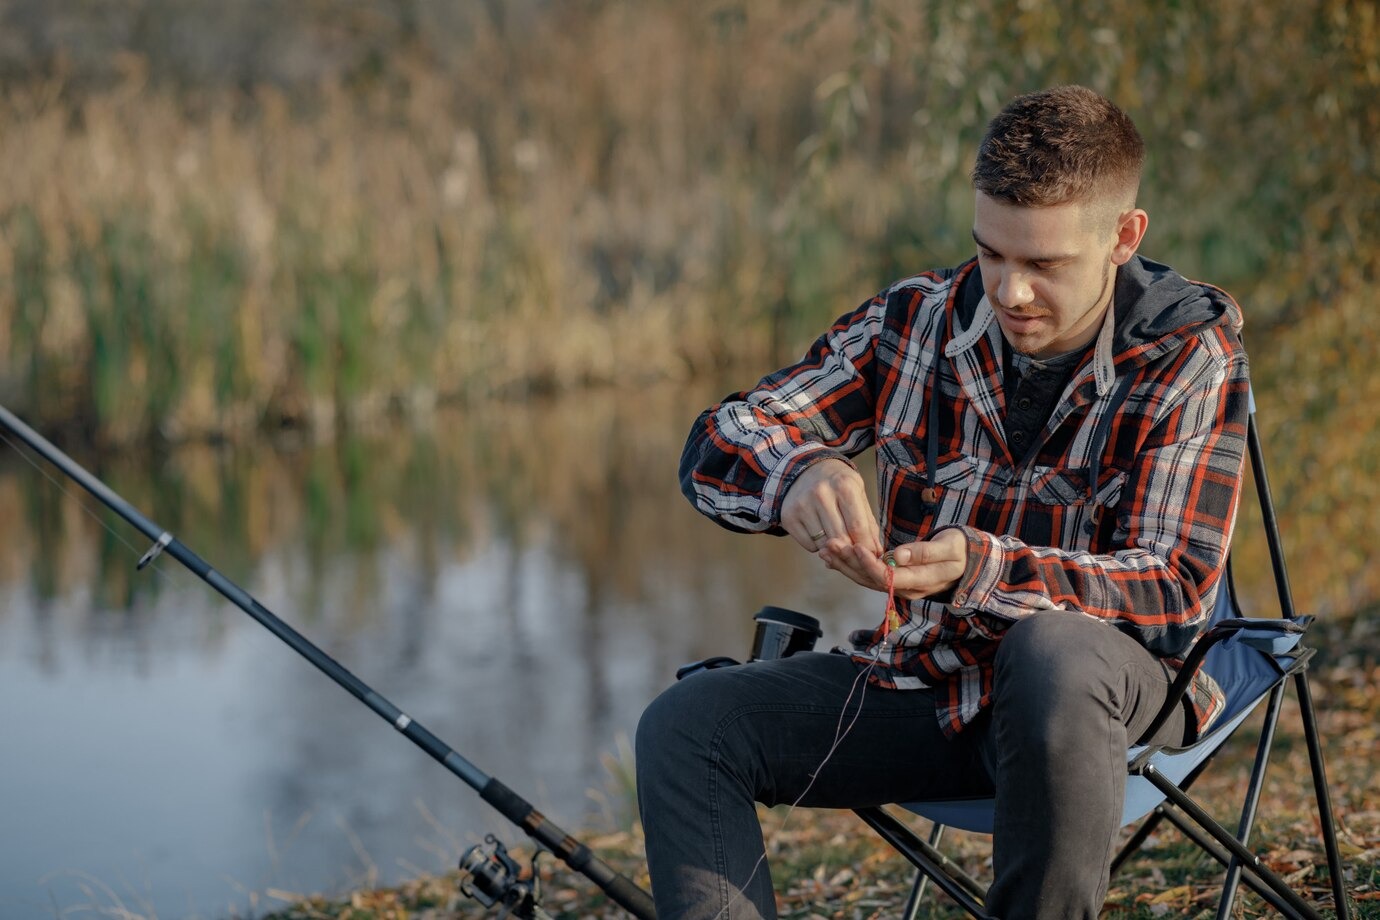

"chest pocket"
[877,433,978,541]
[1025,465,1129,546]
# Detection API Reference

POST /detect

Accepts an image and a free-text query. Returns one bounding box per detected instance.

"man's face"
[972,192,1122,359]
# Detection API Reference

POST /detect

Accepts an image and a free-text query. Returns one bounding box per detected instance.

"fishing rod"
[0,403,656,920]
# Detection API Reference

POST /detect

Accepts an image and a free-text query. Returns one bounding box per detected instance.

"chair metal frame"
[853,410,1354,919]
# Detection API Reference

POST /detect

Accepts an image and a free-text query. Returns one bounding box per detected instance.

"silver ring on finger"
[808,529,827,543]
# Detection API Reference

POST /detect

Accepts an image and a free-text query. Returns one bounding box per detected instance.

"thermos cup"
[748,606,823,661]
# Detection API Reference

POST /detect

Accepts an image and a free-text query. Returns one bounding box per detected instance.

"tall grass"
[0,0,1375,444]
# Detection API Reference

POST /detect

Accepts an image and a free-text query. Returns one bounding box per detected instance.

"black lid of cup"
[752,606,822,636]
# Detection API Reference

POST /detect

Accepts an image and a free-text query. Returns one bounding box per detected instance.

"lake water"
[0,382,877,919]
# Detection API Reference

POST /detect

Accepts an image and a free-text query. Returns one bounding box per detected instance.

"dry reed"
[0,0,1374,444]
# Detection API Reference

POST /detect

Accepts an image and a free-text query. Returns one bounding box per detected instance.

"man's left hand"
[819,528,969,600]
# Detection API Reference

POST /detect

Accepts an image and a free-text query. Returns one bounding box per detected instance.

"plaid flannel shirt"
[682,257,1250,738]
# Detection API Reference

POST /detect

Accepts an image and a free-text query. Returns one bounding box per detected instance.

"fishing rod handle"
[481,779,657,919]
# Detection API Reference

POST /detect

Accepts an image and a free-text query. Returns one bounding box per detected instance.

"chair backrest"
[1200,385,1299,728]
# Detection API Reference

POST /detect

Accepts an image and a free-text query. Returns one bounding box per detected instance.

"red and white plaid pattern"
[683,258,1249,738]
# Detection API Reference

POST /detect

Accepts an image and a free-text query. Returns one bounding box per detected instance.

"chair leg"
[1247,402,1352,916]
[1295,670,1353,919]
[1158,803,1317,918]
[1217,682,1287,919]
[1140,763,1327,919]
[901,823,945,920]
[854,807,988,917]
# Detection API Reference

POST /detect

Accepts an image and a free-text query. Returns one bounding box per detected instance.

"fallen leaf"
[1149,884,1193,904]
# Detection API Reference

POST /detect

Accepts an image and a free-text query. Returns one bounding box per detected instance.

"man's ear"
[1110,208,1149,266]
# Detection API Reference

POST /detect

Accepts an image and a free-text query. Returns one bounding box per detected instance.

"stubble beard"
[998,260,1114,358]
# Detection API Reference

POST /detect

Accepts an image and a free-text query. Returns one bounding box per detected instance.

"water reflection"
[0,382,875,919]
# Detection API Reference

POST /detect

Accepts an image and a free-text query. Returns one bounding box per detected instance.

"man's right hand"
[780,458,883,557]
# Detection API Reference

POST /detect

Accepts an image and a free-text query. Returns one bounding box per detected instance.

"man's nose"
[997,269,1034,308]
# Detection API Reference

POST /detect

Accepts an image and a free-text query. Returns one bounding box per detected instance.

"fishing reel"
[458,835,553,920]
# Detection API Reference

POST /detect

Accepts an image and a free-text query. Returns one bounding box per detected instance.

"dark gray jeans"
[635,611,1190,920]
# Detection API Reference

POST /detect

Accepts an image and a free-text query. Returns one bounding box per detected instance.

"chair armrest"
[1138,615,1312,745]
[1208,616,1309,653]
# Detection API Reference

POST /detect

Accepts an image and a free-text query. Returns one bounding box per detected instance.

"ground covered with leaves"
[267,618,1380,920]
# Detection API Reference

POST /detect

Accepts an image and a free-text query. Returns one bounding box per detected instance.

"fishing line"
[710,559,901,920]
[0,428,184,587]
[708,655,878,920]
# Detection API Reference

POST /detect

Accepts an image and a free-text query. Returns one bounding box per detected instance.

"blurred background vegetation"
[0,0,1376,616]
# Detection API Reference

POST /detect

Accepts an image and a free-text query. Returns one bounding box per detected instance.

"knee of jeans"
[635,676,727,776]
[994,612,1116,711]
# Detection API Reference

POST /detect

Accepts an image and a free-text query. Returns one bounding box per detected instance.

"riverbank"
[266,618,1380,919]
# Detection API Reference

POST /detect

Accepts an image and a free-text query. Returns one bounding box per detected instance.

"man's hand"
[820,528,969,601]
[780,458,883,556]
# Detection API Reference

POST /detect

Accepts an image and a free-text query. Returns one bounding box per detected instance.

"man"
[637,85,1249,919]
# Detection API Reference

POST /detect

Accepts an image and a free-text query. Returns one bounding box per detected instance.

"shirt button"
[1017,397,1033,410]
[1011,431,1025,444]
[953,591,968,607]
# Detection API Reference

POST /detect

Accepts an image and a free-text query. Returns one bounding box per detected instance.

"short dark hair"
[972,85,1144,208]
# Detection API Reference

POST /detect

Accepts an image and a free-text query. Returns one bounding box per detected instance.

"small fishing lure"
[882,552,901,639]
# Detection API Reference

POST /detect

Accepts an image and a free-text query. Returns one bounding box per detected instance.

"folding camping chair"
[852,397,1353,919]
